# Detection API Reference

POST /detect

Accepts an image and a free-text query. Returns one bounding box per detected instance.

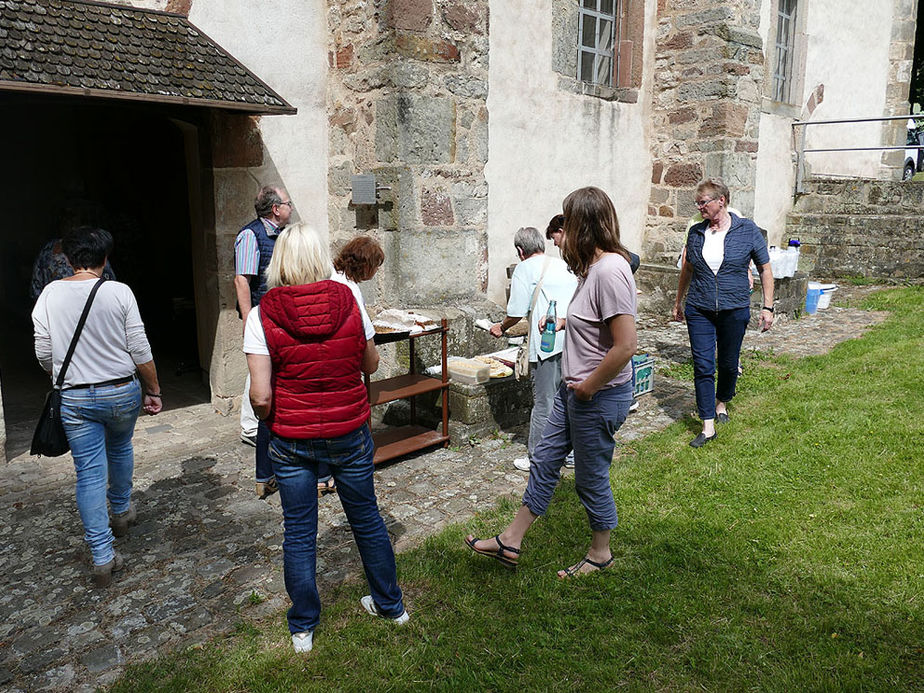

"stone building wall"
[787,178,924,278]
[879,0,920,175]
[326,0,491,307]
[644,0,766,264]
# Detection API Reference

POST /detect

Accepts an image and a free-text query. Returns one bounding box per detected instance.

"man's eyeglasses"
[277,200,293,207]
[694,197,717,208]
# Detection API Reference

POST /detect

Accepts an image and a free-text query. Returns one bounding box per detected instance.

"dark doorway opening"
[0,94,209,460]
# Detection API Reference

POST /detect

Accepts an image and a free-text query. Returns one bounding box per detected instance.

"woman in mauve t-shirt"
[465,186,638,578]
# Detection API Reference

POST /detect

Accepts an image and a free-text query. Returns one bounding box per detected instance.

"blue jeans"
[685,304,750,420]
[61,380,142,566]
[269,424,403,634]
[257,420,332,484]
[523,382,632,531]
[528,355,562,460]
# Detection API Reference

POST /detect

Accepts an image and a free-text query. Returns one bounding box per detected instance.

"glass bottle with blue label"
[540,300,557,353]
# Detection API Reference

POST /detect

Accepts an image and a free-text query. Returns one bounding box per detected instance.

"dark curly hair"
[333,236,385,282]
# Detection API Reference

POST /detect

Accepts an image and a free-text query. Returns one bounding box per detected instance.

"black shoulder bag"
[31,278,106,456]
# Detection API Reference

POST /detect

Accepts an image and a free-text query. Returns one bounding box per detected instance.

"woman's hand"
[537,316,566,333]
[759,308,775,332]
[568,379,595,401]
[143,393,162,415]
[671,304,685,322]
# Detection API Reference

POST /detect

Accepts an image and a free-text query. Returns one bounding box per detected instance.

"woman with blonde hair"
[465,187,638,578]
[243,223,407,653]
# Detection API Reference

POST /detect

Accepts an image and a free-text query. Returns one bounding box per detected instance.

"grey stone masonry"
[326,0,491,308]
[787,178,924,278]
[644,0,765,266]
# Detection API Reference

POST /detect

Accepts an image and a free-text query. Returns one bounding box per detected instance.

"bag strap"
[54,278,106,389]
[525,256,552,344]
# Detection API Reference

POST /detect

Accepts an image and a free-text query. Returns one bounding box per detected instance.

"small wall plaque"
[351,174,377,205]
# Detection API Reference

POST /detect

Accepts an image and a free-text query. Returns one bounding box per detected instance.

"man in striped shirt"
[234,185,292,449]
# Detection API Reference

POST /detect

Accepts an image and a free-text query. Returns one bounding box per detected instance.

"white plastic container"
[769,247,786,279]
[817,284,837,310]
[784,246,800,277]
[447,358,490,385]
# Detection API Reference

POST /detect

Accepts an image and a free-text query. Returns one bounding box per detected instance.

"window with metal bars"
[578,0,617,87]
[772,0,797,103]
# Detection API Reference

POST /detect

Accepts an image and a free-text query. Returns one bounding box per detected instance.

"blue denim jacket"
[684,214,770,312]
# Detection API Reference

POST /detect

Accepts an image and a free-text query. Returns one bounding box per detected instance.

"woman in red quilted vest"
[243,223,408,654]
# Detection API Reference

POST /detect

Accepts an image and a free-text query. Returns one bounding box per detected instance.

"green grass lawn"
[114,287,924,692]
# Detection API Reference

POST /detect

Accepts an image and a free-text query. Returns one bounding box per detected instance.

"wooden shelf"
[372,425,450,465]
[368,373,447,406]
[366,318,449,465]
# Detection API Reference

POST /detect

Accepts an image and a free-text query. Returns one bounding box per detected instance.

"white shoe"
[563,455,575,469]
[291,631,313,653]
[629,399,640,413]
[513,457,531,472]
[361,595,410,625]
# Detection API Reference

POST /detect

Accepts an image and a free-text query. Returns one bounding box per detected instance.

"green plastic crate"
[632,353,654,397]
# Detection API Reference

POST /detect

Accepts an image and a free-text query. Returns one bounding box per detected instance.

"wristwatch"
[762,305,774,313]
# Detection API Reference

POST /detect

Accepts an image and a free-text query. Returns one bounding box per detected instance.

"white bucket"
[817,284,837,310]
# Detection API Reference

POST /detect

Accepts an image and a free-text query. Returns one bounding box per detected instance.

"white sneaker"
[629,399,640,413]
[291,631,313,653]
[513,457,531,472]
[361,595,410,625]
[563,455,575,469]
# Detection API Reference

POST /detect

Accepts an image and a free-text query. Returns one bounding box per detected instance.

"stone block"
[448,377,533,433]
[395,35,461,63]
[445,75,488,99]
[421,188,454,225]
[677,79,730,101]
[664,163,702,186]
[443,3,483,33]
[675,7,734,27]
[392,228,484,301]
[376,95,456,164]
[372,166,416,230]
[698,102,749,138]
[388,62,429,89]
[454,197,488,225]
[658,31,694,51]
[385,0,433,32]
[651,161,664,184]
[667,107,696,124]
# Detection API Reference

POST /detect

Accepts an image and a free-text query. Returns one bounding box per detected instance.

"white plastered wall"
[485,0,655,305]
[189,0,329,401]
[189,0,329,237]
[754,0,894,244]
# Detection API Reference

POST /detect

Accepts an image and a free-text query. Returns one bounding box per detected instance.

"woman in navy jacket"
[672,179,775,447]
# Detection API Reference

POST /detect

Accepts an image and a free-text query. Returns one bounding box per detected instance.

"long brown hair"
[560,187,629,278]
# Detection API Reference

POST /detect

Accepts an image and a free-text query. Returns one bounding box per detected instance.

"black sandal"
[465,534,520,570]
[317,478,337,498]
[558,555,614,579]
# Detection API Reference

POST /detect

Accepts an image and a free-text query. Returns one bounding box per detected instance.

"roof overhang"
[0,0,297,115]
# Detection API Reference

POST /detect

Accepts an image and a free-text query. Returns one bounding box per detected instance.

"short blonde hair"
[264,223,331,289]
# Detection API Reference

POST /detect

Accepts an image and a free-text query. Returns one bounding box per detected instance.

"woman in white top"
[672,179,774,448]
[32,226,161,588]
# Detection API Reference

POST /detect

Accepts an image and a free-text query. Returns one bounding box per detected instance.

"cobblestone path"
[0,287,888,691]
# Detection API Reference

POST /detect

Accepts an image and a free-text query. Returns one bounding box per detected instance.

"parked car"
[904,118,923,181]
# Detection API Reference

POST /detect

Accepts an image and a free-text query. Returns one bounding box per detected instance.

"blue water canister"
[805,281,821,315]
[539,300,558,353]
